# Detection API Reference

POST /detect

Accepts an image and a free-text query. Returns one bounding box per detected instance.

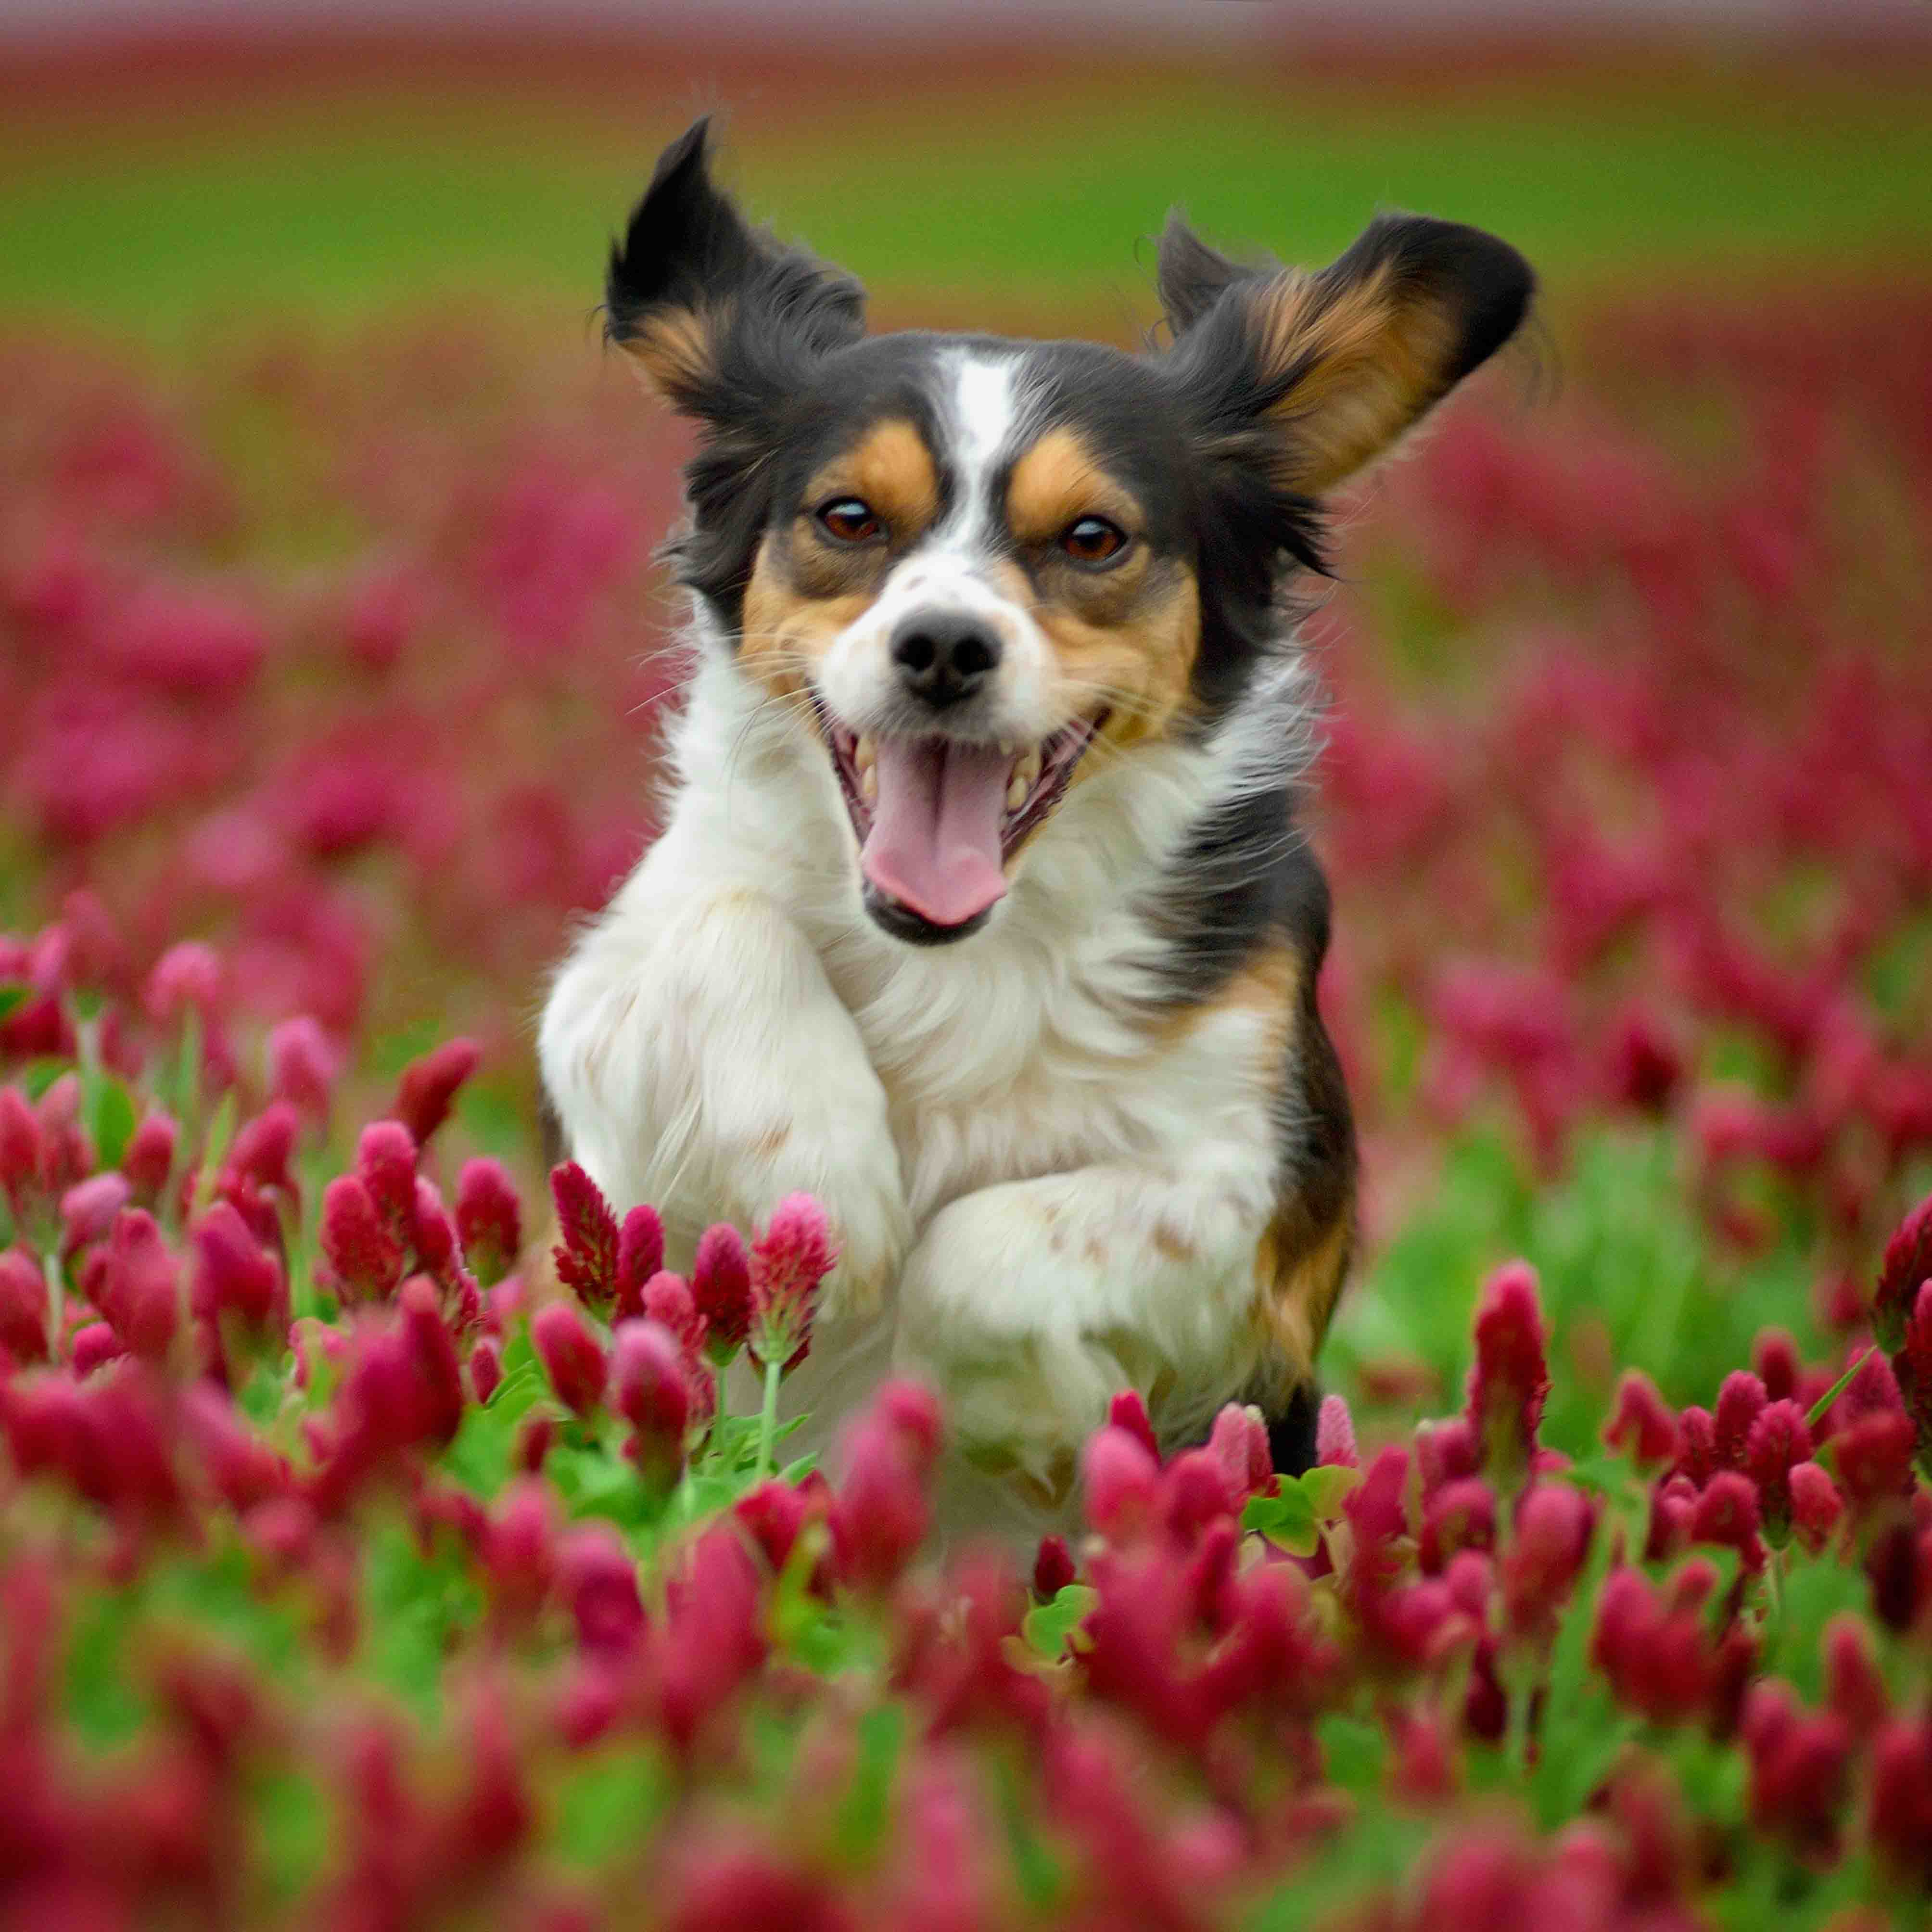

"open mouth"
[815,708,1107,941]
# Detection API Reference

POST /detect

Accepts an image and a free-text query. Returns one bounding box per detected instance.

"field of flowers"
[4,49,1932,1923]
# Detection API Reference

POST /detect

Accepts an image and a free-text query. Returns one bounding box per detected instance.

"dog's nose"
[890,612,1002,710]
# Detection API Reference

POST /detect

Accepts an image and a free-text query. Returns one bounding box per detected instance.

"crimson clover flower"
[746,1193,836,1376]
[1465,1260,1549,1482]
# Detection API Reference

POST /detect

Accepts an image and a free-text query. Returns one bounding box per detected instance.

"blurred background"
[3,0,1929,1432]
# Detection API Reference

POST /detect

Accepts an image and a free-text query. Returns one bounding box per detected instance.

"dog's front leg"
[540,876,912,1317]
[892,1157,1278,1504]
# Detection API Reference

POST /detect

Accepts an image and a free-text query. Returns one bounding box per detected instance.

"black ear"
[1155,212,1261,337]
[1167,210,1534,496]
[605,118,865,418]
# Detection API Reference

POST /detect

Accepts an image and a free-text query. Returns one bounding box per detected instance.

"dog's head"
[608,119,1532,946]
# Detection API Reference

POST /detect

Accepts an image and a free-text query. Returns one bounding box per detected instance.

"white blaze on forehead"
[937,350,1028,548]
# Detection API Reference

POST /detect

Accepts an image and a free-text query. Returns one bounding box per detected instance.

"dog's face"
[608,121,1531,945]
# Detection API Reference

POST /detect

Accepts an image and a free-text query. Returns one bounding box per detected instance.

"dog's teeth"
[1006,772,1028,812]
[1014,747,1042,790]
[854,734,875,773]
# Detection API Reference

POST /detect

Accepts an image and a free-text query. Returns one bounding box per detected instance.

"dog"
[539,118,1532,1534]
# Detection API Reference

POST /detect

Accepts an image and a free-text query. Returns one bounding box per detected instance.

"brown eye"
[817,497,881,544]
[1060,515,1127,565]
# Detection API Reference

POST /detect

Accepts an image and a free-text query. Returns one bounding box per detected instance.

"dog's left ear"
[1160,210,1533,496]
[606,118,866,424]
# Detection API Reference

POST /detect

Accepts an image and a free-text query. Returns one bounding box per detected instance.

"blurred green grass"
[3,49,1930,334]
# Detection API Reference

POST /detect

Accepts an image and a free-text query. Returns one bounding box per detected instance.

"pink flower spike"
[550,1161,619,1312]
[0,1248,51,1364]
[100,1208,180,1360]
[747,1193,836,1375]
[394,1037,482,1147]
[191,1200,286,1338]
[455,1158,522,1287]
[1874,1188,1932,1353]
[691,1222,752,1360]
[614,1202,665,1320]
[1787,1461,1843,1554]
[70,1320,124,1377]
[1207,1402,1273,1501]
[611,1318,691,1488]
[318,1173,405,1303]
[121,1111,178,1206]
[1034,1534,1076,1598]
[1316,1392,1359,1468]
[557,1522,646,1656]
[1713,1371,1769,1470]
[60,1171,130,1256]
[267,1016,341,1123]
[144,941,224,1025]
[1107,1387,1161,1462]
[1690,1470,1764,1571]
[1744,1398,1814,1542]
[1602,1370,1678,1468]
[1084,1424,1160,1538]
[354,1119,418,1228]
[469,1333,503,1406]
[532,1300,607,1417]
[1466,1259,1549,1479]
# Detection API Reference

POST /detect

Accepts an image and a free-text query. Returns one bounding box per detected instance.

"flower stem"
[756,1355,784,1479]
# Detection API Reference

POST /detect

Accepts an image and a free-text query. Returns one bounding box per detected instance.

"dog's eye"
[1059,516,1127,565]
[817,497,882,544]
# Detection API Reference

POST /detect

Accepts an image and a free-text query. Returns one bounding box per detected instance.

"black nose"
[890,612,1002,709]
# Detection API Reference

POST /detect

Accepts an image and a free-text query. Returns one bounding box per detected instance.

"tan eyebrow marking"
[801,416,941,541]
[1004,427,1143,547]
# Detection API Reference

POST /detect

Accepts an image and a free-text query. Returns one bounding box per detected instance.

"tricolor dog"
[539,120,1532,1532]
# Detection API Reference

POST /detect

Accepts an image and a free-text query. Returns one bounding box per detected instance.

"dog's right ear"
[605,118,866,420]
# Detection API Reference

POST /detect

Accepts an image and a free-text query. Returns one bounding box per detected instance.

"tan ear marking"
[617,303,721,404]
[1245,261,1462,494]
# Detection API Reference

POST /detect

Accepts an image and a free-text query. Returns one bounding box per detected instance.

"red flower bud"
[99,1208,180,1360]
[1753,1328,1802,1402]
[483,1476,557,1627]
[1084,1424,1160,1538]
[1033,1534,1077,1598]
[746,1194,836,1377]
[267,1016,340,1123]
[1874,1188,1932,1353]
[354,1119,418,1227]
[734,1474,831,1581]
[318,1173,405,1302]
[1106,1387,1160,1462]
[1690,1470,1764,1571]
[532,1301,607,1416]
[228,1101,298,1203]
[1674,1406,1717,1484]
[1822,1613,1888,1732]
[610,1318,690,1487]
[1602,1370,1678,1468]
[1422,1476,1497,1573]
[1207,1402,1273,1501]
[70,1319,124,1376]
[1713,1370,1769,1469]
[1465,1260,1549,1477]
[145,941,224,1025]
[454,1158,521,1287]
[691,1222,752,1359]
[0,1248,51,1363]
[830,1390,931,1592]
[557,1522,646,1656]
[122,1111,178,1205]
[639,1271,704,1357]
[1788,1459,1843,1554]
[190,1200,286,1337]
[1315,1392,1359,1468]
[394,1037,480,1147]
[614,1202,665,1320]
[1744,1398,1813,1541]
[1500,1482,1594,1641]
[469,1333,503,1405]
[550,1160,619,1311]
[1868,1717,1932,1886]
[59,1171,129,1256]
[1834,1409,1915,1513]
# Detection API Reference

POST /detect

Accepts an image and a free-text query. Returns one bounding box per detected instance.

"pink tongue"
[860,737,1012,928]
